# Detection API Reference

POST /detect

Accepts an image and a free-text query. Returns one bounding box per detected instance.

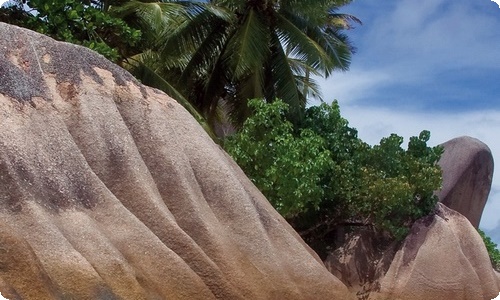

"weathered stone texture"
[0,22,353,300]
[324,227,398,300]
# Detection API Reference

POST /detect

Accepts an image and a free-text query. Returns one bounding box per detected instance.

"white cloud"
[313,69,391,104]
[388,0,447,32]
[364,0,500,60]
[350,0,500,88]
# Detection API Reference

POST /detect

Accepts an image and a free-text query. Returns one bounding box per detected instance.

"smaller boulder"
[373,203,500,300]
[436,136,494,228]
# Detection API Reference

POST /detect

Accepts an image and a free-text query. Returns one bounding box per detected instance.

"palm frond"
[275,12,338,76]
[318,27,352,72]
[199,54,230,123]
[268,33,304,121]
[111,1,188,41]
[222,8,270,79]
[287,56,322,77]
[177,16,231,84]
[280,0,352,24]
[237,66,265,102]
[294,74,323,102]
[327,12,362,30]
[210,0,246,12]
[156,3,233,57]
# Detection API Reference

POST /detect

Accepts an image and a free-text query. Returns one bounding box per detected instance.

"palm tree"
[2,0,359,134]
[115,0,360,130]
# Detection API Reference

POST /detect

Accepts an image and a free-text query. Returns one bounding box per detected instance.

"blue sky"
[315,0,500,243]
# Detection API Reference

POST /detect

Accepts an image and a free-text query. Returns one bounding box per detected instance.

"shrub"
[225,99,443,241]
[0,0,141,62]
[224,100,332,217]
[478,229,500,271]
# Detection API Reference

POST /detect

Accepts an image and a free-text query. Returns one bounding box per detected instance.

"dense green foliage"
[0,0,141,61]
[117,0,360,127]
[478,229,500,271]
[224,100,332,216]
[225,99,443,240]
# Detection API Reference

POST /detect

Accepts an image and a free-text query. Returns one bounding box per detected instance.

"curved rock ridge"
[0,23,353,299]
[436,136,494,228]
[372,203,500,300]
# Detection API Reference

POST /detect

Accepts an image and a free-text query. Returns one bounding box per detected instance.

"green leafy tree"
[224,99,332,216]
[0,0,141,62]
[225,99,443,243]
[478,229,500,271]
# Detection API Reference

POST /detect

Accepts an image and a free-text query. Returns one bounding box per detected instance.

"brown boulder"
[0,22,353,299]
[372,203,500,300]
[436,136,494,228]
[325,203,500,300]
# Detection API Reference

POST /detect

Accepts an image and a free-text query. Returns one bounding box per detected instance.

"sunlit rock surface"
[326,204,500,300]
[0,22,353,300]
[373,203,500,300]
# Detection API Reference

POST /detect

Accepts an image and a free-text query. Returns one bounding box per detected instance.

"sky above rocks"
[315,0,500,243]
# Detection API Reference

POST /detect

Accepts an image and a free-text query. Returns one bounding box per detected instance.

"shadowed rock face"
[324,227,398,300]
[0,23,353,300]
[436,136,494,228]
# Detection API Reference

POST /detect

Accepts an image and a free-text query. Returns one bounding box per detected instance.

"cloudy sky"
[316,0,500,242]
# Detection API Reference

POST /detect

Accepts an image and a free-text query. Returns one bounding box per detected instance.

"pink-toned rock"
[325,203,500,300]
[372,203,500,300]
[436,136,494,228]
[0,22,353,300]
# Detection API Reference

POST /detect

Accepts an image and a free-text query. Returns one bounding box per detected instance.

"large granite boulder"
[436,136,494,228]
[0,22,354,299]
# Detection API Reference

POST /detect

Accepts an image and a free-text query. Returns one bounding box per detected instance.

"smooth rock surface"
[372,203,500,300]
[325,203,500,300]
[436,136,494,228]
[0,22,353,300]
